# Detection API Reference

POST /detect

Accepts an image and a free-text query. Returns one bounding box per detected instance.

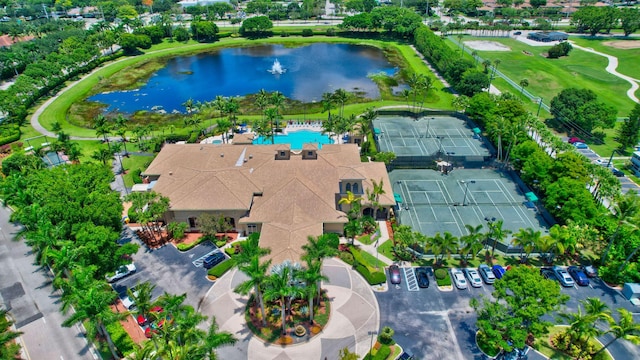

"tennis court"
[389,169,551,242]
[373,115,491,158]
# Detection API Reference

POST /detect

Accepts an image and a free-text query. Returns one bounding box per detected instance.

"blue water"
[89,43,397,113]
[252,130,333,150]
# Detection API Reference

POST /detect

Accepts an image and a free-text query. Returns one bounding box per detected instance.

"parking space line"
[192,250,222,268]
[403,267,419,291]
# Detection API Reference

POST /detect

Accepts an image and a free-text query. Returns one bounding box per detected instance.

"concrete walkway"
[570,42,640,104]
[355,221,394,266]
[201,258,380,360]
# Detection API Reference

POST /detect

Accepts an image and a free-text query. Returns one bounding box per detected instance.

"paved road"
[377,266,640,360]
[0,206,97,360]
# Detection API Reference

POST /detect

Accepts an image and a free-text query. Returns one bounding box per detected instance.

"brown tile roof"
[144,143,394,262]
[0,35,34,48]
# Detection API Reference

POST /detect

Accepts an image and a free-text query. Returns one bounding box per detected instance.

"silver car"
[478,264,495,284]
[464,268,483,288]
[553,266,575,287]
[450,268,468,290]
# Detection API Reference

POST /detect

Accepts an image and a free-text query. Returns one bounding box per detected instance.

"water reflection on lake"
[90,43,397,113]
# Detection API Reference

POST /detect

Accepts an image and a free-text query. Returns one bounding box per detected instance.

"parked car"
[478,264,495,284]
[612,168,625,177]
[463,268,483,288]
[568,137,586,144]
[450,268,468,289]
[203,252,226,269]
[567,266,590,286]
[106,263,136,282]
[513,31,522,35]
[553,266,575,287]
[415,267,430,288]
[573,142,589,149]
[581,265,598,278]
[492,265,506,280]
[389,265,401,284]
[540,267,557,281]
[594,159,613,167]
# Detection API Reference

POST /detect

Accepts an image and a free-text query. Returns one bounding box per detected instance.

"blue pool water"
[253,130,333,150]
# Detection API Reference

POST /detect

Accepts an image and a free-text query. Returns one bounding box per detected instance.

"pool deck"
[201,123,347,145]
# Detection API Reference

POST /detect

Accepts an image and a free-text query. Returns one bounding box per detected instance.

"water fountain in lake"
[268,59,286,75]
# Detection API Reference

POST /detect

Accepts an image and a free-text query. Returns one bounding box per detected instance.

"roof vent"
[220,153,224,157]
[244,158,248,162]
[169,171,173,175]
[249,155,253,159]
[200,146,203,150]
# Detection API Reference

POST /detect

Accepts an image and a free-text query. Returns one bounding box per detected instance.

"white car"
[594,159,613,168]
[463,268,483,288]
[450,268,468,290]
[552,266,575,287]
[106,263,137,283]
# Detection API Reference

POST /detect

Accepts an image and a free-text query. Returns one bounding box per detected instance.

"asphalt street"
[0,205,97,360]
[377,266,640,360]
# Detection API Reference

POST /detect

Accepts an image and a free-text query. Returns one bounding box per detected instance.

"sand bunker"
[464,40,511,51]
[603,40,640,49]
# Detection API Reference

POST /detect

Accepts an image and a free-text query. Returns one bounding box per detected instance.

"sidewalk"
[354,221,394,266]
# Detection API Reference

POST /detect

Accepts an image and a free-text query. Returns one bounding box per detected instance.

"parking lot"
[377,265,640,360]
[110,228,217,309]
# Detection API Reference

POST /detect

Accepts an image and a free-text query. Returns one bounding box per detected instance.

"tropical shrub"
[302,28,314,37]
[167,221,188,240]
[378,326,395,345]
[339,251,355,265]
[325,233,340,249]
[105,321,137,356]
[435,268,452,286]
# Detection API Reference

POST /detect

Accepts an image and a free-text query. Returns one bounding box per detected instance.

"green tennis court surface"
[389,169,551,242]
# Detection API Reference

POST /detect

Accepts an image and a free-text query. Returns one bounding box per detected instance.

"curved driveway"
[199,257,380,360]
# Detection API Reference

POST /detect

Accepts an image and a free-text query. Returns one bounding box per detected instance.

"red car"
[568,137,585,144]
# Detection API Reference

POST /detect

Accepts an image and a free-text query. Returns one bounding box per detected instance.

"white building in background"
[178,0,230,8]
[631,151,640,177]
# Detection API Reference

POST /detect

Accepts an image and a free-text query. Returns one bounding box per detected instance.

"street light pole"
[606,149,617,168]
[536,97,543,117]
[368,331,378,354]
[461,180,476,206]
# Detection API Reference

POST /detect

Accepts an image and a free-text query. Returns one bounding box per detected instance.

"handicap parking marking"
[403,267,419,292]
[192,250,222,268]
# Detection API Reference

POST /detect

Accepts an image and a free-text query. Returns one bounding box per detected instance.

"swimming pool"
[252,130,333,150]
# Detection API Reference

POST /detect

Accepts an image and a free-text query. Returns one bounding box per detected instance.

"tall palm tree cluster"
[126,191,171,248]
[319,89,375,142]
[234,233,338,338]
[251,90,286,144]
[555,298,640,359]
[91,114,131,165]
[402,73,434,113]
[181,96,241,141]
[130,286,237,360]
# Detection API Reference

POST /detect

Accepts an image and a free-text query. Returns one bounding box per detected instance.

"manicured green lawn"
[457,37,635,117]
[569,36,640,81]
[36,36,454,139]
[121,155,155,187]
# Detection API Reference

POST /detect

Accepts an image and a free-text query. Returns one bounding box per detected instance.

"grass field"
[457,36,635,117]
[34,36,454,139]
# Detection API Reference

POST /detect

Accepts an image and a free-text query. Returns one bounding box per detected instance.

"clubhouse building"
[142,143,394,263]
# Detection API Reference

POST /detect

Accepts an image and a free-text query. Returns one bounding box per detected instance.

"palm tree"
[216,117,232,143]
[270,91,286,131]
[338,191,363,220]
[601,190,640,265]
[358,107,377,139]
[201,317,237,359]
[301,234,339,264]
[369,178,386,220]
[512,228,540,263]
[333,88,349,117]
[60,271,123,360]
[344,219,363,245]
[594,308,640,356]
[519,78,529,95]
[300,260,328,322]
[91,148,112,166]
[0,309,22,359]
[128,282,156,325]
[489,219,511,258]
[536,225,562,264]
[431,232,458,265]
[321,92,335,121]
[114,114,129,156]
[487,116,508,160]
[264,107,279,143]
[264,266,298,335]
[451,95,470,113]
[461,224,484,264]
[182,98,195,114]
[225,97,240,128]
[235,256,272,327]
[256,89,269,120]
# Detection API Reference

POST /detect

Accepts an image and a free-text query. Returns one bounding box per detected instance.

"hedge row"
[176,236,205,252]
[207,258,235,278]
[105,320,137,356]
[350,246,386,285]
[0,125,20,146]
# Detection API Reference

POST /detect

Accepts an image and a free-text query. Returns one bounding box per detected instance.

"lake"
[89,43,397,114]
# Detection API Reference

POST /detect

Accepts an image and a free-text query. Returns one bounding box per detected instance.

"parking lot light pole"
[368,330,378,353]
[461,180,476,206]
[606,149,618,168]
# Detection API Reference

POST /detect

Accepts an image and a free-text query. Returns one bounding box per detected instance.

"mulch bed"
[246,296,328,345]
